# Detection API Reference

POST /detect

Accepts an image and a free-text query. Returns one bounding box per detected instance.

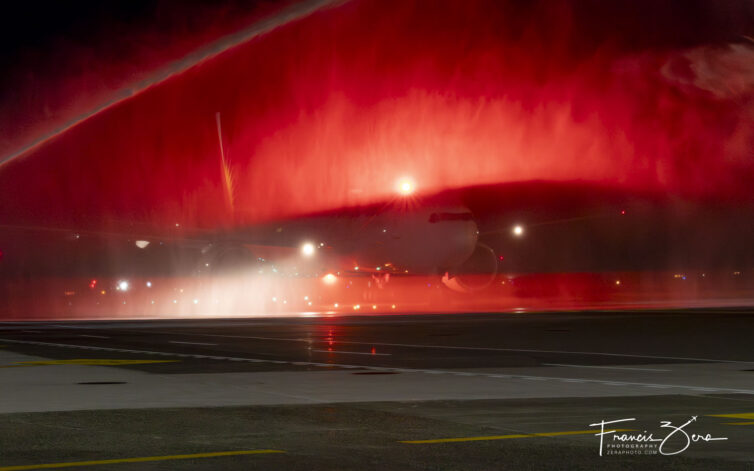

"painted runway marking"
[401,429,635,444]
[1,359,178,368]
[543,363,670,372]
[311,349,391,356]
[708,414,754,426]
[1,338,752,394]
[20,359,178,366]
[79,335,109,339]
[136,332,754,365]
[708,413,754,420]
[168,341,217,346]
[0,449,285,470]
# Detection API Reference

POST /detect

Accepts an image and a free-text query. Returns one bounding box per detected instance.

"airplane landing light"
[301,242,316,257]
[396,177,415,196]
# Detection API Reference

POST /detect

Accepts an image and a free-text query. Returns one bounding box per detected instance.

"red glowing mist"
[0,0,752,228]
[3,271,753,320]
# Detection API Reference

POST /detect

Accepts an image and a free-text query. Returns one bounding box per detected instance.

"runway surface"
[1,309,752,469]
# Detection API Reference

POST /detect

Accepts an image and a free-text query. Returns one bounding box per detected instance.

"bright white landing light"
[397,177,415,196]
[117,280,129,291]
[512,225,524,237]
[322,273,337,285]
[301,242,315,257]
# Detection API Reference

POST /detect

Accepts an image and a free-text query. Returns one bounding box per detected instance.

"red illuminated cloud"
[0,0,752,228]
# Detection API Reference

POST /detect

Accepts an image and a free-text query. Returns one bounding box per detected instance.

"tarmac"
[0,309,752,469]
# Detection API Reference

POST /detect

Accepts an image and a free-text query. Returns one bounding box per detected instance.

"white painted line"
[311,349,391,356]
[79,334,110,339]
[139,331,754,365]
[543,363,670,372]
[1,338,752,395]
[169,341,217,346]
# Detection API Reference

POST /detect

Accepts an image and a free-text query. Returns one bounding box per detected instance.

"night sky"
[1,0,753,274]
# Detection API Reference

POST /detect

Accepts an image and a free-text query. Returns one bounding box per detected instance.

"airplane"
[189,195,495,293]
[0,181,500,297]
[4,176,754,319]
[1,112,504,297]
[167,114,497,292]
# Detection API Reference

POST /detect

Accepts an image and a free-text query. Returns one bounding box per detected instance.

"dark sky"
[0,0,290,156]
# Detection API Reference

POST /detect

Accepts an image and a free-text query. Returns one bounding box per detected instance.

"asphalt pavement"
[0,309,752,470]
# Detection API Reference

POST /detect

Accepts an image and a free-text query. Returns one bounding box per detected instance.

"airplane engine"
[442,242,498,293]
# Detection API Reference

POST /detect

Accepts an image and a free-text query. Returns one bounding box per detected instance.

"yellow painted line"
[0,359,179,368]
[1,359,179,368]
[723,421,754,426]
[708,413,754,420]
[400,429,635,444]
[0,450,285,470]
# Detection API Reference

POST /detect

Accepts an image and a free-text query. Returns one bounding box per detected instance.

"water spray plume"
[216,112,236,216]
[0,0,346,169]
[1,0,751,228]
